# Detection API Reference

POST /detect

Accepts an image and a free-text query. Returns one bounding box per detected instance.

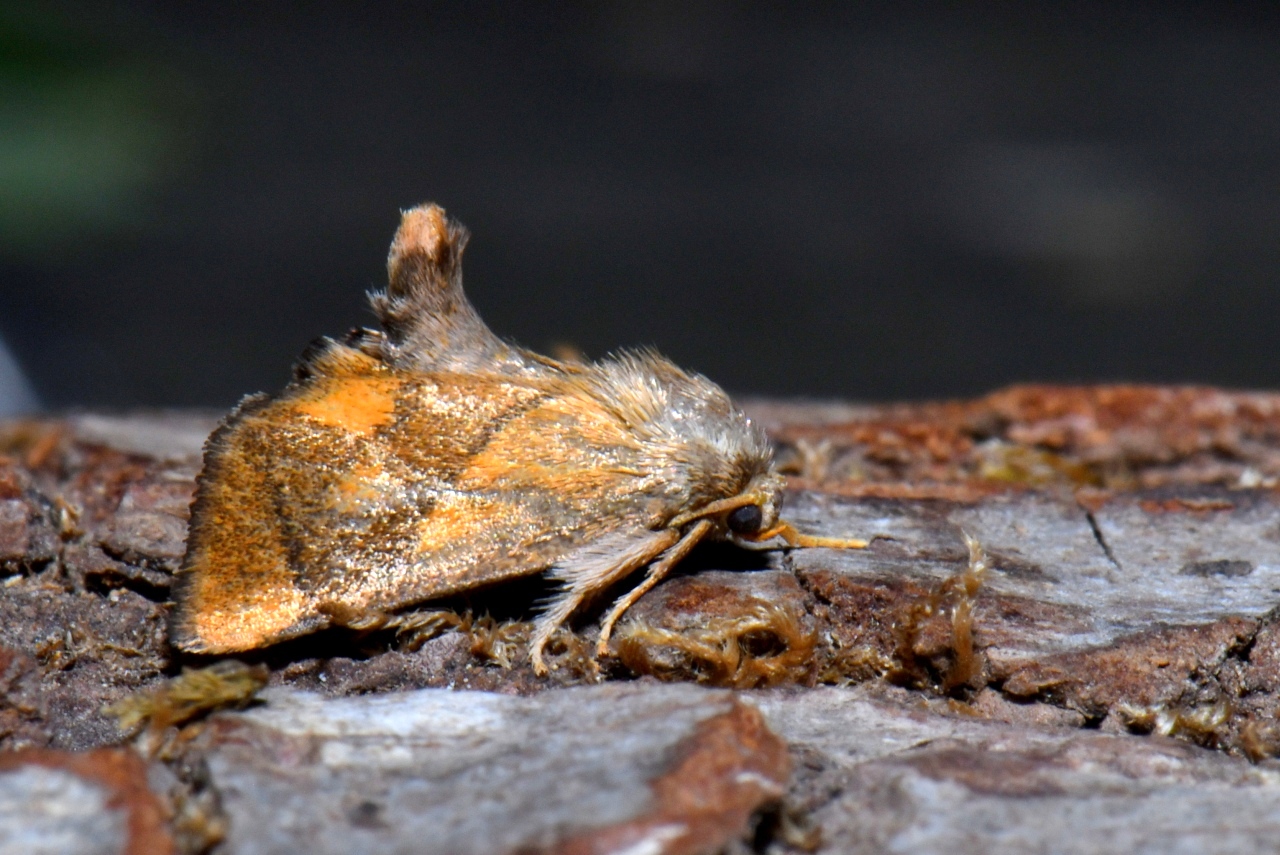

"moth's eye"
[727,504,764,534]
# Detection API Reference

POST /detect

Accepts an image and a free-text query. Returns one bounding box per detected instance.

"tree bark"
[4,386,1280,853]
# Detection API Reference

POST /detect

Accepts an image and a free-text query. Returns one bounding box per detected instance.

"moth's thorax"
[571,351,773,522]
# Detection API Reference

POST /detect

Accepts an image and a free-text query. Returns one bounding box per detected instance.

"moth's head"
[720,470,786,540]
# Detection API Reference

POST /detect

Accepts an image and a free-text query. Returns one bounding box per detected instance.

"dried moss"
[830,533,992,693]
[1114,700,1233,749]
[974,439,1102,487]
[617,599,816,689]
[104,660,268,740]
[1239,719,1280,762]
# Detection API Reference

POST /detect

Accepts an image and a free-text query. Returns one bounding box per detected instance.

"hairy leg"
[595,519,714,658]
[530,528,679,675]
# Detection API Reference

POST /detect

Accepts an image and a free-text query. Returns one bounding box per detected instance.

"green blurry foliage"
[0,3,196,256]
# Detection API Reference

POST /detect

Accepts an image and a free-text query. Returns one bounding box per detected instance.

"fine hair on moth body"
[169,203,868,675]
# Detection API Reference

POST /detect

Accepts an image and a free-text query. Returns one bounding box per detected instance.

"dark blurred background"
[3,2,1280,415]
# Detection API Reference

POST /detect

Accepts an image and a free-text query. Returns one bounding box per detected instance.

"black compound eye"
[727,504,764,534]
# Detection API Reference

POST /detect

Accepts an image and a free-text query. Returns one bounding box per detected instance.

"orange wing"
[169,358,668,652]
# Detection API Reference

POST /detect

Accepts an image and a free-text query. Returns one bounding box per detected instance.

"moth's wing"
[369,203,544,376]
[169,389,314,654]
[169,363,667,654]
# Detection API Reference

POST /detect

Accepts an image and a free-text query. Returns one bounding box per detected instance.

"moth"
[169,204,866,674]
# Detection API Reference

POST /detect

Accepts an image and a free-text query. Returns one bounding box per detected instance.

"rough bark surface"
[4,386,1280,853]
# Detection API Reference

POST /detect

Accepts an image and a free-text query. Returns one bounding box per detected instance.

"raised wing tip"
[389,203,467,272]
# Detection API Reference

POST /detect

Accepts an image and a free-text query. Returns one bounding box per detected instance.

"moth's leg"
[669,493,758,528]
[530,528,679,676]
[752,521,868,549]
[596,519,714,659]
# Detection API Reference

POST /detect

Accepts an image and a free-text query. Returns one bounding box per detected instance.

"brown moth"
[169,204,866,674]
